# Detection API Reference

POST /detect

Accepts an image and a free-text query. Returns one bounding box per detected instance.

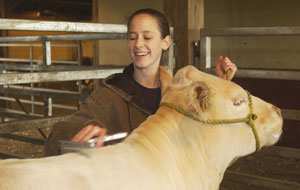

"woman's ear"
[159,66,173,94]
[162,35,171,51]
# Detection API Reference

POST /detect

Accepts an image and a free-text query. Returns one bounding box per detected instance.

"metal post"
[42,40,53,117]
[200,36,211,71]
[77,40,83,102]
[29,44,35,114]
[193,40,200,69]
[168,27,175,73]
[45,41,51,66]
[46,41,52,117]
[205,36,211,69]
[92,39,100,90]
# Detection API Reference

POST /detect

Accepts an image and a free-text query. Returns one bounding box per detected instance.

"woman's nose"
[135,37,144,47]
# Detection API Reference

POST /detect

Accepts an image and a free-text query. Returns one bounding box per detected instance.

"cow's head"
[160,65,283,152]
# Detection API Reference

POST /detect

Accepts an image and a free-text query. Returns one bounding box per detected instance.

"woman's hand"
[71,125,107,148]
[216,56,237,80]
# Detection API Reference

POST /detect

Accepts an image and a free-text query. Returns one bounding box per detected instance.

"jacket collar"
[103,63,152,115]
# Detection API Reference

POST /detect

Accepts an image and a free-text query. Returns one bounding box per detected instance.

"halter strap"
[159,90,260,151]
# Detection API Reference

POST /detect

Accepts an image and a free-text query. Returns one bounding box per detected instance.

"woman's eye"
[128,34,137,40]
[144,36,152,40]
[129,36,136,40]
[234,98,245,106]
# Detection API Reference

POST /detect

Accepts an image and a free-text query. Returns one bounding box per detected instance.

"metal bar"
[0,58,78,64]
[224,170,300,190]
[29,44,35,114]
[0,35,41,42]
[77,41,83,99]
[0,43,77,47]
[50,44,78,47]
[205,37,211,69]
[0,133,45,145]
[14,97,29,114]
[0,112,39,120]
[168,40,175,72]
[0,63,122,71]
[51,60,77,65]
[45,33,127,41]
[167,27,175,73]
[45,41,51,66]
[48,98,53,116]
[0,96,77,110]
[0,68,123,85]
[0,43,42,47]
[201,27,300,37]
[282,109,300,121]
[0,109,42,120]
[42,40,47,67]
[0,108,43,117]
[203,68,300,80]
[260,146,300,160]
[92,38,99,89]
[0,33,127,43]
[200,36,210,71]
[42,96,48,117]
[235,69,300,80]
[0,58,44,63]
[43,96,52,117]
[0,86,89,100]
[43,41,51,117]
[0,116,71,134]
[0,18,127,33]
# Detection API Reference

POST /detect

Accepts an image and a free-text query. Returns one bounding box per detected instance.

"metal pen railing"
[199,26,300,121]
[199,26,300,190]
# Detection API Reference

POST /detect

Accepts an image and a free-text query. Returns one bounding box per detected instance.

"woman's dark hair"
[127,8,170,38]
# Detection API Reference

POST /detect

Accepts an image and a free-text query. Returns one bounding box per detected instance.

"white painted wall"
[205,0,300,70]
[97,0,163,66]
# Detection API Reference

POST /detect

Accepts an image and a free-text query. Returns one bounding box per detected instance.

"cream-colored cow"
[0,66,282,190]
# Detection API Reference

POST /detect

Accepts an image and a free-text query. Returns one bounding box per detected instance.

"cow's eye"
[234,98,245,106]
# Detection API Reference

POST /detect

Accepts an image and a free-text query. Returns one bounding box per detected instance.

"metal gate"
[198,27,300,190]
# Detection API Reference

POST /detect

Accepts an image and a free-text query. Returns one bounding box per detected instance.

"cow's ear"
[188,82,210,113]
[159,66,173,93]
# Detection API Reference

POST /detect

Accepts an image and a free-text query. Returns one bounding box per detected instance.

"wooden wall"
[164,0,204,70]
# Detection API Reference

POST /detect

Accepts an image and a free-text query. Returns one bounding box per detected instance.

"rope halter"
[160,90,260,151]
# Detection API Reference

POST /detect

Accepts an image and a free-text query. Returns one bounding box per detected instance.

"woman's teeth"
[135,52,148,56]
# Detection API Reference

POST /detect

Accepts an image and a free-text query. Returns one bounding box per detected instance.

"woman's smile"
[135,51,149,57]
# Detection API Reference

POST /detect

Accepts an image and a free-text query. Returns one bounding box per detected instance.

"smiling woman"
[127,10,171,89]
[44,8,237,156]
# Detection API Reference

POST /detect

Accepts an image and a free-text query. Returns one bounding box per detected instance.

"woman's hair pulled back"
[127,8,170,38]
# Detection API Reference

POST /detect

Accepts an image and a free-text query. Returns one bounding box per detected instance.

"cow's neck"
[201,123,256,175]
[125,107,255,189]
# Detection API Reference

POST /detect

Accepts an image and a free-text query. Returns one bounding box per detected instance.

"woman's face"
[128,14,170,71]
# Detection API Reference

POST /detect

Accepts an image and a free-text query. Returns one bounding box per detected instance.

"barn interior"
[0,0,299,189]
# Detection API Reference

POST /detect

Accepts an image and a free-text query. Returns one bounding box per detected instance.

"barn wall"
[205,0,300,70]
[205,0,300,149]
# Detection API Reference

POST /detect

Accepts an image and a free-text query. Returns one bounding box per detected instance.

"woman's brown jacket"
[44,64,156,156]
